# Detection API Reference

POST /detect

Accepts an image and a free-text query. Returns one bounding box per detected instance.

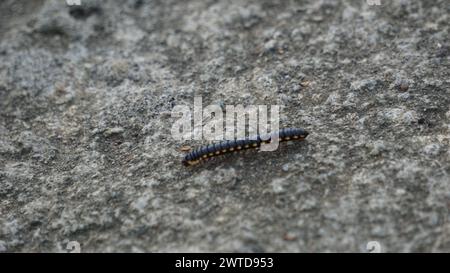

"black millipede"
[182,128,309,166]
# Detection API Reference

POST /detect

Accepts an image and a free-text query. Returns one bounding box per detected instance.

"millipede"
[182,127,309,166]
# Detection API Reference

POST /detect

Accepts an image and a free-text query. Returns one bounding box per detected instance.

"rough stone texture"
[0,0,449,253]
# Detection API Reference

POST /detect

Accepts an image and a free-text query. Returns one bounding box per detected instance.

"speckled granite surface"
[0,0,449,252]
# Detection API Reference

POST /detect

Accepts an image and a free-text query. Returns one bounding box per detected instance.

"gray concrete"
[0,0,449,252]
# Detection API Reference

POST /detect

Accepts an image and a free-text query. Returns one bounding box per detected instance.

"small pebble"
[104,127,124,137]
[300,80,311,87]
[180,146,191,152]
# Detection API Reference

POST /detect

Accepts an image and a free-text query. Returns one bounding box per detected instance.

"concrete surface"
[0,0,449,252]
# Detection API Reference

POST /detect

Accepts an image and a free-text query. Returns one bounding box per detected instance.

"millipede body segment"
[182,128,309,166]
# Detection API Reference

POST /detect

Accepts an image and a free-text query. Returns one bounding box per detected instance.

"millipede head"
[182,158,190,166]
